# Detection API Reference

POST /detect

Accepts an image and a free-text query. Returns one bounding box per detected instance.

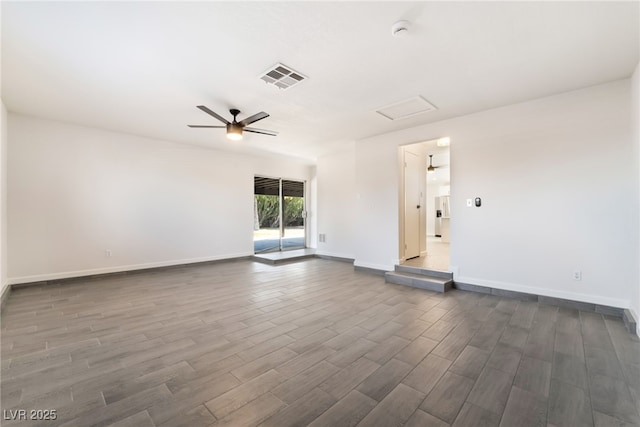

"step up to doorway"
[394,264,454,279]
[252,249,316,265]
[385,266,453,293]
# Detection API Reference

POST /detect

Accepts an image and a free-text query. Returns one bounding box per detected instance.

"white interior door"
[404,151,421,259]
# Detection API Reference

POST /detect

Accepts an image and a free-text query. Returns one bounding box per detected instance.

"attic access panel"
[375,96,437,120]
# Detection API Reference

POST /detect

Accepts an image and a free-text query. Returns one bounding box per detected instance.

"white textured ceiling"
[2,2,638,163]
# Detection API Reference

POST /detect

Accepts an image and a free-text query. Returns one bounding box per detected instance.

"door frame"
[397,138,452,271]
[253,174,307,253]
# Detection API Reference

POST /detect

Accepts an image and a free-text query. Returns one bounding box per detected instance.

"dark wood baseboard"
[314,254,355,264]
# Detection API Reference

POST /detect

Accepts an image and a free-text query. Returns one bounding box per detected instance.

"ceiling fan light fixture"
[189,106,276,141]
[226,123,243,140]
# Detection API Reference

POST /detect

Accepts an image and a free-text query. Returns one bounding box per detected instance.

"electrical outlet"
[318,234,326,243]
[106,250,112,257]
[466,199,473,207]
[573,270,582,281]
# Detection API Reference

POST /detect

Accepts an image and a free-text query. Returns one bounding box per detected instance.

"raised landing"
[252,248,316,265]
[385,264,453,293]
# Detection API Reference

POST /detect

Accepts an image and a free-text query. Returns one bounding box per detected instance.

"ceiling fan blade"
[196,105,229,124]
[239,112,269,127]
[187,125,226,128]
[244,127,278,136]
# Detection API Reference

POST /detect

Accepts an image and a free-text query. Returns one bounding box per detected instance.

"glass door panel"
[282,180,305,250]
[254,177,281,253]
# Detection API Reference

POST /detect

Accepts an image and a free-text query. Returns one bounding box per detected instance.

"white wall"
[1,101,8,296]
[7,114,314,283]
[316,144,356,259]
[353,138,402,270]
[350,79,636,309]
[631,62,640,333]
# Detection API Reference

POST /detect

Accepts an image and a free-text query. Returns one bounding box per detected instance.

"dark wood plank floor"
[1,259,639,426]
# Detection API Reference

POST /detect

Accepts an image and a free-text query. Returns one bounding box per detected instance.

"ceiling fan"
[427,154,438,174]
[188,105,278,141]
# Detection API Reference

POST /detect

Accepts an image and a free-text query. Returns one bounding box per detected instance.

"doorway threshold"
[401,255,450,273]
[253,248,316,265]
[403,235,450,273]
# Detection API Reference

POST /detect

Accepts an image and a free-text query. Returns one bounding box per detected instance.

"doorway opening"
[399,138,450,271]
[254,176,306,253]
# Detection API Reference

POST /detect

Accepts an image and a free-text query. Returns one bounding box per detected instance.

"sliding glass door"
[254,176,305,253]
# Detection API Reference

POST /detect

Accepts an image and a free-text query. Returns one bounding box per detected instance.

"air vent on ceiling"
[259,63,307,90]
[375,96,437,120]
